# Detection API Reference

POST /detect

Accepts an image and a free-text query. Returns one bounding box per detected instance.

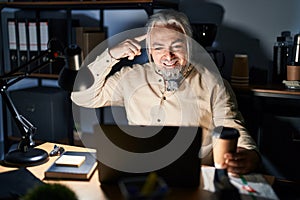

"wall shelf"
[0,0,178,75]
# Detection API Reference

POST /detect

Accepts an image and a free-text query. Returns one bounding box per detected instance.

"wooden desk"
[0,143,106,200]
[0,142,276,200]
[0,143,214,200]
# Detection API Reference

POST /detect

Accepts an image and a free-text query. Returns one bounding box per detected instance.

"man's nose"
[163,50,174,60]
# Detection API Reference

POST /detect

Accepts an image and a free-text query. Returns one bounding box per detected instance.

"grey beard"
[160,66,183,91]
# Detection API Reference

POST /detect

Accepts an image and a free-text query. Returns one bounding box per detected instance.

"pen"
[140,172,158,196]
[239,175,257,193]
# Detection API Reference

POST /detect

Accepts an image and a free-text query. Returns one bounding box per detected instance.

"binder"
[38,20,51,74]
[17,20,28,68]
[38,19,68,75]
[39,21,49,51]
[28,21,38,61]
[27,20,39,72]
[7,20,18,70]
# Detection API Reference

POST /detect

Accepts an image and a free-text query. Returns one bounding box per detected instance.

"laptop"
[94,125,202,187]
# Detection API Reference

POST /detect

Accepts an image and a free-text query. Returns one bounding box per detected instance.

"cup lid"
[234,54,248,58]
[212,126,240,139]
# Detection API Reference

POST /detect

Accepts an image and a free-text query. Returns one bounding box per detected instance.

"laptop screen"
[94,125,202,187]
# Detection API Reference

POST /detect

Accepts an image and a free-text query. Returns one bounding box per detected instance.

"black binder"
[7,19,18,70]
[37,18,71,75]
[17,19,29,69]
[28,19,39,72]
[6,17,78,75]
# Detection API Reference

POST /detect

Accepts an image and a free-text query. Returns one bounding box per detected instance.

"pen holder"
[119,176,168,200]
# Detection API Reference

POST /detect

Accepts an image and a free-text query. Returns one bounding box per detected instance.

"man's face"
[149,25,188,69]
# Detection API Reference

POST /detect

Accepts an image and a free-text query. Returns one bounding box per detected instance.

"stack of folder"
[7,18,73,75]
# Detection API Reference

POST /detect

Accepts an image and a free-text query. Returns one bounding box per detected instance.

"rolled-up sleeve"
[71,49,120,108]
[212,79,258,151]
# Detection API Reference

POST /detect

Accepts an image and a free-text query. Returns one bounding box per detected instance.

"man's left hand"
[224,147,261,175]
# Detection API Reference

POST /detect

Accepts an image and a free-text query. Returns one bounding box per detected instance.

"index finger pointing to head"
[134,34,147,42]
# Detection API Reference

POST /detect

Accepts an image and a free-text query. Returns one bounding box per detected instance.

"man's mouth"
[162,60,179,68]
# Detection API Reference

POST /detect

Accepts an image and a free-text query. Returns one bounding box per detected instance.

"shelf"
[0,0,178,76]
[232,84,300,99]
[0,1,178,13]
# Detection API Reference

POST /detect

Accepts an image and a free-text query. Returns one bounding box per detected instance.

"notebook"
[94,125,202,187]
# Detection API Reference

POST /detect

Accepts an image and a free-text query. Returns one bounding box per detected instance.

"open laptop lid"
[94,125,202,187]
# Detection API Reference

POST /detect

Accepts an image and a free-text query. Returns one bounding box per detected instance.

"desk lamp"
[0,42,63,167]
[58,44,94,93]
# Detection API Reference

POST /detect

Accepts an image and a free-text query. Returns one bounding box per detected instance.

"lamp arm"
[0,49,61,153]
[0,90,36,152]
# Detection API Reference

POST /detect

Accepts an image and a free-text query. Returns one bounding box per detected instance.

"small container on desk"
[118,174,169,200]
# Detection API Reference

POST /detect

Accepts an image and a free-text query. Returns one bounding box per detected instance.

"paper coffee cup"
[212,127,240,169]
[287,65,300,81]
[231,54,249,78]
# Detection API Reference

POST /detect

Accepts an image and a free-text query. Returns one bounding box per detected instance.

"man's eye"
[172,45,184,50]
[154,47,163,51]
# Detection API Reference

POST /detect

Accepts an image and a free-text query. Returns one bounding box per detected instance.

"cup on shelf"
[231,54,249,86]
[212,126,240,169]
[287,65,300,81]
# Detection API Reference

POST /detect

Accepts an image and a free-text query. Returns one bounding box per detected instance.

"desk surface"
[0,143,106,200]
[0,142,276,200]
[232,84,300,99]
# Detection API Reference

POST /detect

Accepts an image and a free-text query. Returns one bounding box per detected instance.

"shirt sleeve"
[71,48,122,108]
[212,79,258,151]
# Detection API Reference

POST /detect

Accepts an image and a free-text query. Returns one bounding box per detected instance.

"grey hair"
[146,9,192,37]
[145,9,193,64]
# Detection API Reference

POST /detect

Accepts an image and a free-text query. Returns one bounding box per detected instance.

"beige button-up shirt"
[71,49,257,165]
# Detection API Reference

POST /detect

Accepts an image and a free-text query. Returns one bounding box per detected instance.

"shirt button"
[158,79,162,82]
[157,119,161,122]
[106,60,109,62]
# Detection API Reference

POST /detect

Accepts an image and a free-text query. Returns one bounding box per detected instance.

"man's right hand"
[109,35,146,60]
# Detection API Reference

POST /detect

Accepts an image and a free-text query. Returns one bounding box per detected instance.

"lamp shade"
[58,45,94,92]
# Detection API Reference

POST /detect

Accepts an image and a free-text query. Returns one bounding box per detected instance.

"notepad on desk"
[55,154,86,167]
[45,151,97,180]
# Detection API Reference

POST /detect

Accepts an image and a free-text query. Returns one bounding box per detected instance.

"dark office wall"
[2,0,300,151]
[100,0,300,81]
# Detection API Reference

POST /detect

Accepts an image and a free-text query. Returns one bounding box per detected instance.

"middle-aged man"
[71,9,261,175]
